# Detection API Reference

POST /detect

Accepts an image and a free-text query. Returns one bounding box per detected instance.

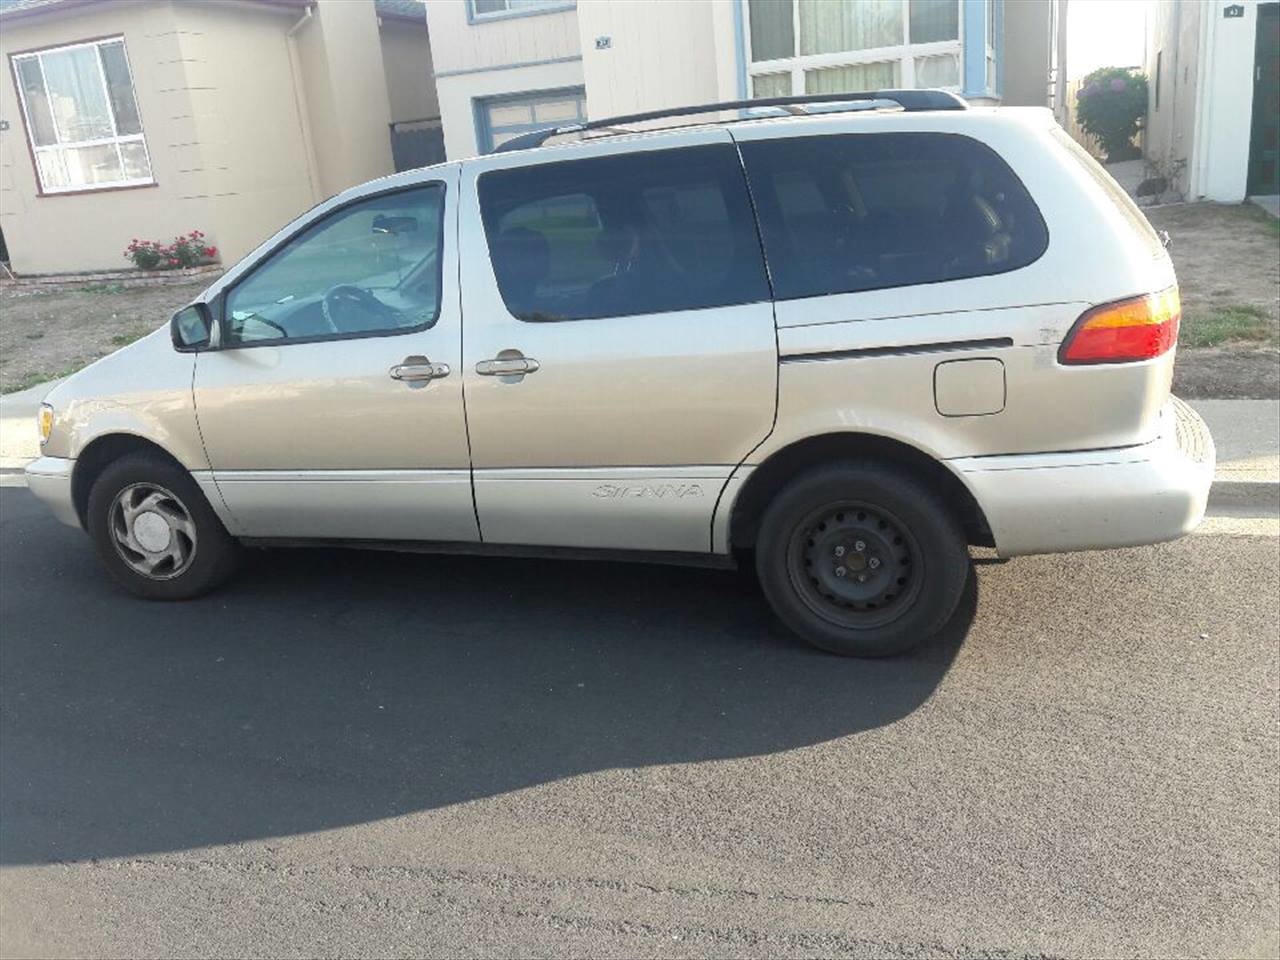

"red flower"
[204,246,217,257]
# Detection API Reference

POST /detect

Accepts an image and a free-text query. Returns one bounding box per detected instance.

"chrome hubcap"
[109,482,197,580]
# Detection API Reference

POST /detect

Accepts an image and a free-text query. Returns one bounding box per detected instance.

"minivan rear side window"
[739,132,1049,301]
[478,144,770,322]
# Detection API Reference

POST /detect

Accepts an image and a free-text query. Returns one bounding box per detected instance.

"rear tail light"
[1059,287,1181,365]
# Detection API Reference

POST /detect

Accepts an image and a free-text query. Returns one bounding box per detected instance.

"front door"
[1249,3,1280,196]
[193,171,478,542]
[458,133,778,553]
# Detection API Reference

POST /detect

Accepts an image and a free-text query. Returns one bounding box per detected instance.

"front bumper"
[952,397,1215,557]
[24,456,80,529]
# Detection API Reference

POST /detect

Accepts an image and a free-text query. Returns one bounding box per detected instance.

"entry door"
[458,134,778,553]
[193,172,478,542]
[1248,3,1280,195]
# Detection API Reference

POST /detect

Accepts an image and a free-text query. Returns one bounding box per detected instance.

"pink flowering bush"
[1076,67,1148,162]
[124,230,218,271]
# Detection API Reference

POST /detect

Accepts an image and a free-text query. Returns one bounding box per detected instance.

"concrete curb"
[3,386,1277,510]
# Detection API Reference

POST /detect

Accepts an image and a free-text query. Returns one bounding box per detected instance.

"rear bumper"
[953,397,1214,557]
[24,456,80,529]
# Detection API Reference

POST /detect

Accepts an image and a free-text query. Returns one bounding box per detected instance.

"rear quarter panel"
[731,109,1178,467]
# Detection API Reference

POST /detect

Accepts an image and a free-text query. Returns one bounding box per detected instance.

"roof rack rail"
[493,89,967,153]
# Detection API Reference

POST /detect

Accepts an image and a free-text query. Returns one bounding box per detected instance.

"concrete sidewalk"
[0,379,61,471]
[2,378,1277,509]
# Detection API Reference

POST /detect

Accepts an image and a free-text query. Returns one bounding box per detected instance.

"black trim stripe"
[781,337,1014,364]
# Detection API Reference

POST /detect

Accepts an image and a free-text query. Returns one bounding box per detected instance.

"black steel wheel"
[756,462,970,657]
[786,501,924,630]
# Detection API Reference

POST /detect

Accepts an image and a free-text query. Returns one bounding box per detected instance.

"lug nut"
[854,540,866,552]
[868,557,881,570]
[834,566,847,578]
[834,545,846,558]
[857,573,868,582]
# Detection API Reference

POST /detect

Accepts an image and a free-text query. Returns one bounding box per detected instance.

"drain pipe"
[286,4,322,204]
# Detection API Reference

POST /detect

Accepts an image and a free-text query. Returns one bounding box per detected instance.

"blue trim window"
[742,0,964,98]
[475,87,586,153]
[468,0,576,24]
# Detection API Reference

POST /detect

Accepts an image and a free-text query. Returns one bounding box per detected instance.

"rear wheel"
[87,454,241,600]
[755,463,970,657]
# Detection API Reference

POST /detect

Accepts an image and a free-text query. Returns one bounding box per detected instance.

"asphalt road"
[0,485,1277,959]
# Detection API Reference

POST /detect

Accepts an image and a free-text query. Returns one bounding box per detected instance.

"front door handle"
[390,355,450,383]
[476,354,540,377]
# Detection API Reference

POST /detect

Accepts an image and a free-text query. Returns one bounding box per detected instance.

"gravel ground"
[0,278,212,394]
[1145,203,1280,399]
[1,487,1276,959]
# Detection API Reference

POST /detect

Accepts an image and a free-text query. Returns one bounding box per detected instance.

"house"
[1145,0,1279,202]
[426,0,1061,159]
[0,0,434,275]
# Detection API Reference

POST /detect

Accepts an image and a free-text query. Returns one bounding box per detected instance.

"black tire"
[86,453,241,600]
[754,462,970,657]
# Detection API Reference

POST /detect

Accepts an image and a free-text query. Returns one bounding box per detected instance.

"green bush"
[1076,67,1148,162]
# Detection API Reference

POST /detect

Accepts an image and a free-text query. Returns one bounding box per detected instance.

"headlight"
[38,403,54,445]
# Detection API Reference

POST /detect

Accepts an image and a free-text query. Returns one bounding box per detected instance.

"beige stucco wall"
[1144,0,1201,193]
[381,17,438,123]
[0,0,221,275]
[0,0,399,276]
[293,0,395,200]
[169,0,318,268]
[1001,0,1052,107]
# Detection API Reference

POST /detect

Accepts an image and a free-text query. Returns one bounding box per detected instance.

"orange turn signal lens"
[37,403,54,445]
[1059,287,1181,365]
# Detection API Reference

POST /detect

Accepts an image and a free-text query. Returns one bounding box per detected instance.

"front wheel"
[755,463,970,657]
[87,453,241,600]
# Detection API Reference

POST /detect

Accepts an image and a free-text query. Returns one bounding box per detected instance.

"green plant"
[1076,67,1148,162]
[123,231,218,271]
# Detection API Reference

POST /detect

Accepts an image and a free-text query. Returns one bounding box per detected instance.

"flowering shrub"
[124,230,218,271]
[1076,67,1148,162]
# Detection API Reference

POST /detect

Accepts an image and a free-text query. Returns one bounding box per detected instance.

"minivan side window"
[224,184,445,345]
[478,144,770,322]
[739,133,1049,301]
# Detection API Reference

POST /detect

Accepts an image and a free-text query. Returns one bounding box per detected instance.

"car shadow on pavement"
[0,487,973,864]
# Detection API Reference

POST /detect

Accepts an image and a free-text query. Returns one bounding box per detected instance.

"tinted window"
[225,184,445,345]
[739,133,1048,300]
[478,145,770,322]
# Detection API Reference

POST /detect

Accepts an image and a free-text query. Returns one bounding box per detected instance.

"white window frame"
[466,0,576,24]
[10,35,154,196]
[742,0,964,97]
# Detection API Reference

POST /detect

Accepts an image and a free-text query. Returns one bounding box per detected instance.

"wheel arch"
[727,432,993,552]
[71,433,189,529]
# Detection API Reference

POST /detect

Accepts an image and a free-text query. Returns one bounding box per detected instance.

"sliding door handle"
[476,354,539,377]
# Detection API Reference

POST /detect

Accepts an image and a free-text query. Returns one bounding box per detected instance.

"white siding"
[435,59,585,159]
[1192,0,1265,201]
[1145,0,1266,202]
[576,0,723,119]
[425,0,580,76]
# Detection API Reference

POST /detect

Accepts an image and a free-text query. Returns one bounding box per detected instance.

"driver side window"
[224,183,446,346]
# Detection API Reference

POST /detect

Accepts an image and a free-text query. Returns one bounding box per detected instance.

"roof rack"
[493,89,967,153]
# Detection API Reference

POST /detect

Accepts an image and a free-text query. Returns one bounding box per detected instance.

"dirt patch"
[0,278,212,394]
[1145,202,1280,399]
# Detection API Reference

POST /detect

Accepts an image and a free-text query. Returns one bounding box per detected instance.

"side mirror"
[171,303,212,351]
